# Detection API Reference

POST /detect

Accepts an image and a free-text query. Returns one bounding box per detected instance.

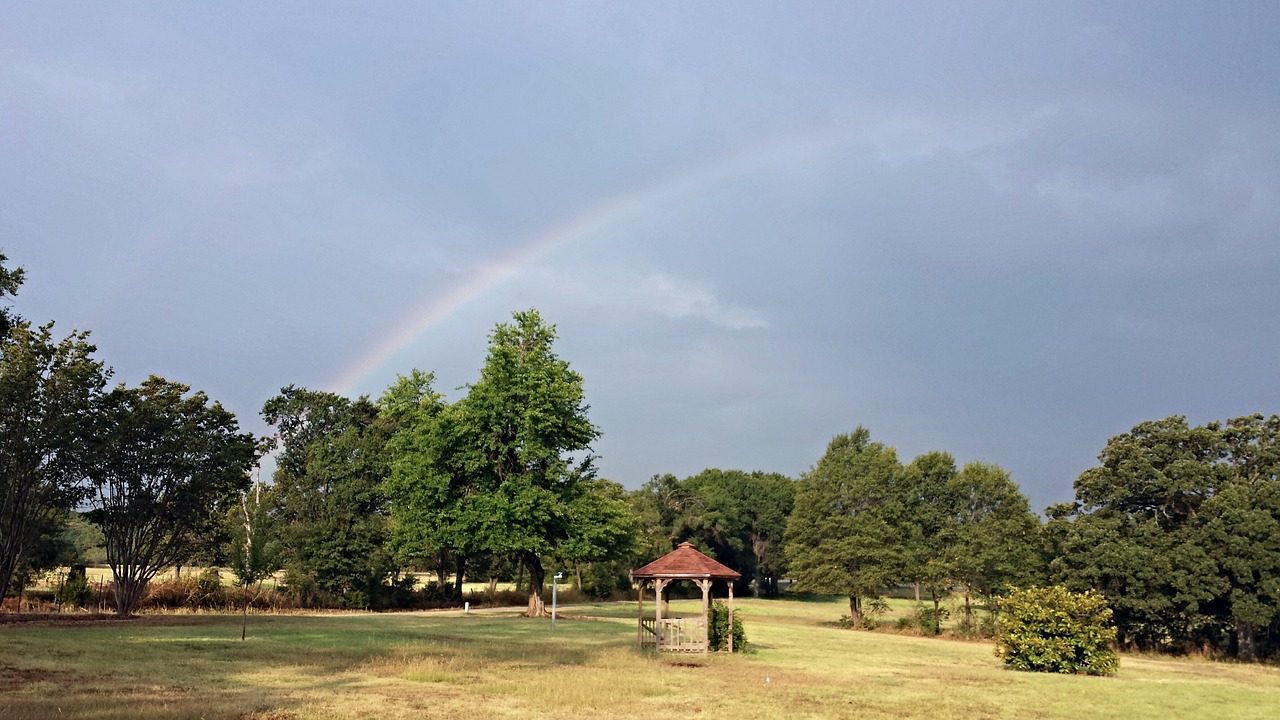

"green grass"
[2,597,1277,719]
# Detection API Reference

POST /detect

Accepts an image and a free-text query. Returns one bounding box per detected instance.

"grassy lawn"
[2,596,1278,719]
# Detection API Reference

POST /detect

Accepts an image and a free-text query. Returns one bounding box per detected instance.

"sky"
[3,2,1278,512]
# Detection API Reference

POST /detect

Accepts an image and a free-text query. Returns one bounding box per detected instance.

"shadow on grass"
[1,611,642,719]
[779,593,845,604]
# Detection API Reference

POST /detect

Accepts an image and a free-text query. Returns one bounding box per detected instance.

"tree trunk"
[515,562,524,592]
[1237,620,1256,661]
[488,577,497,594]
[453,555,465,600]
[0,552,18,609]
[848,594,862,629]
[524,554,546,616]
[932,591,942,636]
[434,550,448,589]
[114,574,148,617]
[241,581,250,641]
[914,583,920,602]
[575,563,582,590]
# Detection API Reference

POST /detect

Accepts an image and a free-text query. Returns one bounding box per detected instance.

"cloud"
[4,55,126,105]
[640,273,768,329]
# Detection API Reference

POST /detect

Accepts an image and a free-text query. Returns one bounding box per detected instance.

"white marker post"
[552,572,564,631]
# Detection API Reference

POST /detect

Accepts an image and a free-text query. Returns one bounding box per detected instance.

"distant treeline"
[2,251,1278,660]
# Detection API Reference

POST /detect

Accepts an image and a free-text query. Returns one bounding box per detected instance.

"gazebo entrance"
[631,542,740,653]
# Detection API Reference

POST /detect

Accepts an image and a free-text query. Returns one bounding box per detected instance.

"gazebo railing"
[640,617,708,652]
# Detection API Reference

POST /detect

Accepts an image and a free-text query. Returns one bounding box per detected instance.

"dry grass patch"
[2,598,1278,719]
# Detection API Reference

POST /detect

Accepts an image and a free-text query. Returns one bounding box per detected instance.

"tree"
[450,309,602,616]
[900,451,959,633]
[559,477,637,591]
[263,386,396,606]
[87,376,257,615]
[645,469,795,596]
[228,478,281,640]
[630,473,701,563]
[1050,414,1280,659]
[786,428,904,627]
[947,461,1042,632]
[381,371,478,599]
[0,320,106,605]
[1203,414,1280,660]
[1049,417,1227,651]
[0,250,25,338]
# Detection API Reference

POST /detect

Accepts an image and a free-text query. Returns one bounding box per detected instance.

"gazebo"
[630,542,741,652]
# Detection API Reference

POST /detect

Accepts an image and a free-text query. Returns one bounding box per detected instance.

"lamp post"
[552,572,564,631]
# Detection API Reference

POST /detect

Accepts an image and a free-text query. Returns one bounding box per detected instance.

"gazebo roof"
[630,542,741,580]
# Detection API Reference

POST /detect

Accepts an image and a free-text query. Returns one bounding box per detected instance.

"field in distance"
[2,596,1277,719]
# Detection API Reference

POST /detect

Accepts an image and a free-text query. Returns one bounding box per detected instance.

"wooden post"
[654,579,665,649]
[636,579,644,649]
[728,581,735,653]
[700,578,711,652]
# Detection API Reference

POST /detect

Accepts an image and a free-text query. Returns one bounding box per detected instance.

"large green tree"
[786,427,904,627]
[88,376,258,615]
[1050,414,1280,659]
[449,309,602,616]
[946,461,1042,630]
[263,386,396,606]
[900,450,958,630]
[0,319,106,605]
[381,370,478,597]
[1203,414,1280,660]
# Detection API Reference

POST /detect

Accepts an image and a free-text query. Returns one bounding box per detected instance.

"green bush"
[914,602,949,635]
[994,586,1119,676]
[709,601,747,652]
[57,566,91,607]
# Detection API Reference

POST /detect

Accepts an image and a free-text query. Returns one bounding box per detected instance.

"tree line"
[2,250,1277,660]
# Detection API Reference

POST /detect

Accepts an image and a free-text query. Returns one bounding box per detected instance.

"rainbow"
[328,124,853,397]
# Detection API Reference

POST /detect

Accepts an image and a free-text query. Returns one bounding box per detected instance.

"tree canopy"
[381,310,607,616]
[631,468,794,596]
[0,318,106,605]
[786,427,904,626]
[88,376,258,615]
[263,386,396,606]
[1049,415,1280,659]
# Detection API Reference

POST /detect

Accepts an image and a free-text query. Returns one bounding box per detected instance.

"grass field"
[2,597,1278,719]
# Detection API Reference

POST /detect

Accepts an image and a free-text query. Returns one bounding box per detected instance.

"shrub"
[58,566,91,608]
[578,561,633,600]
[994,586,1119,676]
[464,587,527,609]
[891,603,949,635]
[228,585,292,610]
[709,601,747,652]
[280,568,327,608]
[924,603,949,634]
[191,568,228,608]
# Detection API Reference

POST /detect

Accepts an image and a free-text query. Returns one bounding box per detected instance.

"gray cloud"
[3,1,1278,511]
